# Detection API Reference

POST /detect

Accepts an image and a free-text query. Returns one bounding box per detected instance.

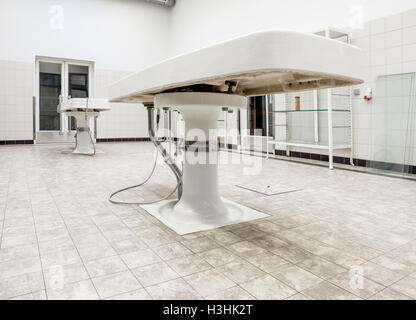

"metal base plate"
[140,198,269,235]
[236,182,303,196]
[60,148,104,155]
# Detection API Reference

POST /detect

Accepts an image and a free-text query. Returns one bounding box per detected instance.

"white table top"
[58,98,112,113]
[109,30,364,103]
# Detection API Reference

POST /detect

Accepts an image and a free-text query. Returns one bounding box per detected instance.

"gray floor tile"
[47,280,99,300]
[240,275,296,300]
[85,255,128,278]
[302,281,360,300]
[147,278,201,300]
[44,262,89,289]
[184,269,235,297]
[120,248,162,269]
[92,271,142,299]
[167,255,212,277]
[132,262,179,287]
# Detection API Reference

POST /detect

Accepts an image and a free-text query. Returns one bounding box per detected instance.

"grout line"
[102,204,172,300]
[45,187,102,300]
[24,150,49,300]
[242,224,372,298]
[248,219,416,298]
[0,181,9,249]
[3,142,415,300]
[366,285,414,300]
[221,148,416,182]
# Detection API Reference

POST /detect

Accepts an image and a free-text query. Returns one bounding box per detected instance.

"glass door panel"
[39,62,62,131]
[67,64,89,130]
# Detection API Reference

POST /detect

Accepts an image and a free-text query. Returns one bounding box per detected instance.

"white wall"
[2,0,416,166]
[0,60,34,141]
[0,0,171,70]
[349,9,416,164]
[95,69,149,139]
[0,0,172,141]
[168,0,416,57]
[271,9,416,165]
[168,1,416,166]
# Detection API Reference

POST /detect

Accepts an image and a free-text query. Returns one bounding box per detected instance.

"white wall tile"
[384,30,402,48]
[350,23,370,39]
[403,43,416,62]
[351,36,370,51]
[385,13,403,32]
[403,8,416,28]
[370,18,385,35]
[370,50,386,66]
[403,26,416,45]
[0,60,34,141]
[403,61,416,73]
[347,9,416,165]
[385,46,403,65]
[386,63,403,75]
[94,69,148,139]
[371,65,387,79]
[370,33,385,50]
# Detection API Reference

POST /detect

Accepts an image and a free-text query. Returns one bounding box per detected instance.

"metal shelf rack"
[266,27,354,170]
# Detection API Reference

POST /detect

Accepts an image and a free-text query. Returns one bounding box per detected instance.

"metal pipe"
[32,96,36,142]
[109,105,182,205]
[145,0,176,7]
[327,88,334,170]
[147,105,183,199]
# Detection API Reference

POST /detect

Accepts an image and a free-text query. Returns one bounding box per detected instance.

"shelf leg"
[327,88,334,170]
[266,142,269,160]
[329,148,334,170]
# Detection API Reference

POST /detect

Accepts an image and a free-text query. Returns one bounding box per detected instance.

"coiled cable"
[109,106,182,205]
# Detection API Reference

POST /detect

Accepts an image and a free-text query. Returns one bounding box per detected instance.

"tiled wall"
[95,69,148,140]
[1,8,416,167]
[0,60,34,141]
[349,8,416,165]
[0,65,148,142]
[247,8,416,165]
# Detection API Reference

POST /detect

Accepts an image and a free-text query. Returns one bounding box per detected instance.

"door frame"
[34,56,95,138]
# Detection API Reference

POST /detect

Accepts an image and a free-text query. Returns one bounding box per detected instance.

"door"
[35,57,94,144]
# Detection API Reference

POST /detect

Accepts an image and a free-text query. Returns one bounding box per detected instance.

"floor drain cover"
[236,182,303,196]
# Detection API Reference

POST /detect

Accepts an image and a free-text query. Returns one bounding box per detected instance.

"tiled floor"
[1,142,416,300]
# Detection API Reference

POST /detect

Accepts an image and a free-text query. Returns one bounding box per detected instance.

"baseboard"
[274,149,416,174]
[0,140,34,145]
[219,143,238,150]
[96,138,151,143]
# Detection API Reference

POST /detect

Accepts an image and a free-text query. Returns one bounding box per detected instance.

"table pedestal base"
[69,112,98,155]
[141,198,268,235]
[140,92,269,234]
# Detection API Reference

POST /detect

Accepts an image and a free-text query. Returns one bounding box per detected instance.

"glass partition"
[368,73,416,175]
